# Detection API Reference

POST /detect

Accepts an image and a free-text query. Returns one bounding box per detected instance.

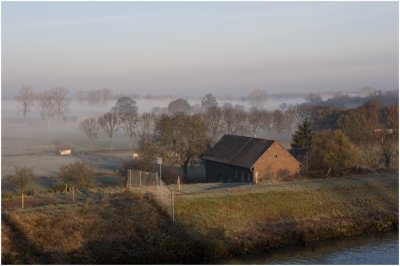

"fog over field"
[2,93,304,178]
[0,88,381,180]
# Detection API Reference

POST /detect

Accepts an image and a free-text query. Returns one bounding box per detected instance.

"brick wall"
[253,141,301,181]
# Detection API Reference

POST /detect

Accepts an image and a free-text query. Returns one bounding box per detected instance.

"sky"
[1,1,399,98]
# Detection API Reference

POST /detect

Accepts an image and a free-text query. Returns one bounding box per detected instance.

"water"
[219,232,399,265]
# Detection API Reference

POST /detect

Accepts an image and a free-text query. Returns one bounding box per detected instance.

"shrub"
[59,161,94,189]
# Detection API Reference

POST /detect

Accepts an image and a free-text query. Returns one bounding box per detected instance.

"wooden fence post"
[177,176,181,192]
[129,169,132,191]
[72,187,75,202]
[21,193,24,209]
[65,184,68,197]
[139,171,142,187]
[171,190,175,223]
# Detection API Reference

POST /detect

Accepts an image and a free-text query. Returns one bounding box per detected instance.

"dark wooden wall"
[205,160,253,183]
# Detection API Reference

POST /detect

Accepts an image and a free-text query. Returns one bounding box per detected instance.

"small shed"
[203,134,301,183]
[59,147,72,156]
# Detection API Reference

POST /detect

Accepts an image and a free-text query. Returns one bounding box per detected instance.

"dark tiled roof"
[204,134,274,169]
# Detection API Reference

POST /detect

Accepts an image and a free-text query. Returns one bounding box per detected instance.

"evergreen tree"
[291,119,313,149]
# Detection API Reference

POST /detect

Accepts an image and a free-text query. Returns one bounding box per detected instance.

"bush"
[59,161,94,189]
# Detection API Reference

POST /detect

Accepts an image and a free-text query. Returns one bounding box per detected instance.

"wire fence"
[127,169,175,222]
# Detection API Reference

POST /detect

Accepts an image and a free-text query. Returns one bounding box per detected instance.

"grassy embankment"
[176,173,398,257]
[2,173,398,264]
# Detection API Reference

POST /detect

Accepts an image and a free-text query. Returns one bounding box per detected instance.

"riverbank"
[175,173,398,258]
[1,173,398,264]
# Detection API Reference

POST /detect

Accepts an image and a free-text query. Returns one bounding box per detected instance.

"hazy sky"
[2,1,399,98]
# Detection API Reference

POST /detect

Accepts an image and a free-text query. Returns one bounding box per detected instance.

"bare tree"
[221,103,248,135]
[360,142,382,169]
[16,85,35,119]
[201,93,218,111]
[203,105,224,143]
[98,112,120,151]
[79,118,99,151]
[281,109,295,135]
[290,103,312,126]
[37,90,55,126]
[221,103,235,134]
[305,93,323,105]
[247,89,269,110]
[272,110,286,136]
[380,133,395,172]
[76,90,87,103]
[248,107,264,137]
[50,87,70,122]
[7,167,34,208]
[168,98,191,114]
[138,112,157,143]
[98,88,113,104]
[121,112,138,151]
[259,109,274,138]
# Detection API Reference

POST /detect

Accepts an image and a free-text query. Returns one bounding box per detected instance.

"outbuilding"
[203,134,301,183]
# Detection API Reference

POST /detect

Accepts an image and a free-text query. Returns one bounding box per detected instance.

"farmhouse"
[203,134,301,183]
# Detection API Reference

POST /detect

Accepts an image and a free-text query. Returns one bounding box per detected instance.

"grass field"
[2,173,398,264]
[175,173,398,246]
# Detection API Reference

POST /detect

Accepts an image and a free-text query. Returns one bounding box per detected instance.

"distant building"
[59,148,72,156]
[203,134,301,183]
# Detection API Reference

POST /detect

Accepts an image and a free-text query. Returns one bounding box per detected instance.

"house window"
[274,154,278,159]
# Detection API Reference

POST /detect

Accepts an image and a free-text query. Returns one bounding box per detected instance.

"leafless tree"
[138,112,157,143]
[380,133,396,172]
[98,112,120,151]
[121,112,138,151]
[7,167,34,208]
[76,90,87,103]
[260,109,274,138]
[290,103,312,126]
[50,87,70,122]
[283,109,295,135]
[221,103,247,134]
[203,105,224,143]
[37,90,55,125]
[85,89,112,105]
[201,93,218,111]
[98,88,113,104]
[15,85,35,119]
[221,103,235,134]
[272,110,286,135]
[79,118,99,151]
[247,89,269,110]
[168,98,191,114]
[305,93,323,105]
[248,107,264,137]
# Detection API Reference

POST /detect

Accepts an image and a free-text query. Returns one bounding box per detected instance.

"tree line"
[77,90,397,181]
[15,86,115,121]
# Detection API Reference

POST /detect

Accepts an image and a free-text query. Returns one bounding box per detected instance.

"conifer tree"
[291,119,313,149]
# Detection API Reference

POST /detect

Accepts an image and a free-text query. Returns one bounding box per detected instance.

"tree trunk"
[109,137,113,152]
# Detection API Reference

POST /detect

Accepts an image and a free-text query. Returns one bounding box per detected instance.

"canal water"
[219,232,398,265]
